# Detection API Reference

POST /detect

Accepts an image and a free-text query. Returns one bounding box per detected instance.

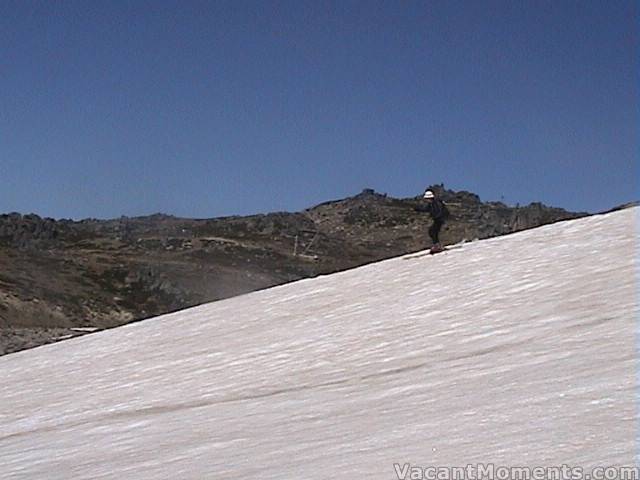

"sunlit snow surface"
[0,208,637,479]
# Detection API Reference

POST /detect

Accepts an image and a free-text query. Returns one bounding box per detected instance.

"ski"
[402,244,464,260]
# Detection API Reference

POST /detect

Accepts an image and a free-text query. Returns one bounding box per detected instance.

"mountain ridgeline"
[0,186,586,355]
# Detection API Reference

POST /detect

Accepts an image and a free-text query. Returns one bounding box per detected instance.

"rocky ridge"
[0,185,590,355]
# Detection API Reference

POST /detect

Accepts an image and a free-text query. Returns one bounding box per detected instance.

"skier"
[414,189,450,254]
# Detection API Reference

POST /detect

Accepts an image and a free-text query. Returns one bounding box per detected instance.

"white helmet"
[423,190,435,199]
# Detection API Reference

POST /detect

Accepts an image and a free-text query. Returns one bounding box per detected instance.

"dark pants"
[429,219,444,245]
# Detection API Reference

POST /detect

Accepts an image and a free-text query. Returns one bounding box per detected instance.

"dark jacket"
[414,199,450,221]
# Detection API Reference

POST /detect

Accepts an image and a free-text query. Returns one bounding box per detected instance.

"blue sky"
[1,0,637,219]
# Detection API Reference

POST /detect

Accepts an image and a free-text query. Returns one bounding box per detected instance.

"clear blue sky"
[1,0,637,219]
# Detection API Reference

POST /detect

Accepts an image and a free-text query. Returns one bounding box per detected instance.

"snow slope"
[0,208,637,479]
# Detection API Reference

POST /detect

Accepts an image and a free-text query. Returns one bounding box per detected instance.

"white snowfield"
[0,208,637,479]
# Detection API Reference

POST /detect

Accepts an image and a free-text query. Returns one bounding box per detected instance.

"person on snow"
[414,189,450,253]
